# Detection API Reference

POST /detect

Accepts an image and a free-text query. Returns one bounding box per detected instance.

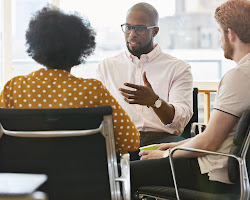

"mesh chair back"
[0,106,116,200]
[228,110,250,183]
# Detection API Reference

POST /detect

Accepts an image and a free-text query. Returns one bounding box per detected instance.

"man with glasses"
[97,3,193,159]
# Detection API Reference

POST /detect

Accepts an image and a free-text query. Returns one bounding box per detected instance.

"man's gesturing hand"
[119,71,158,107]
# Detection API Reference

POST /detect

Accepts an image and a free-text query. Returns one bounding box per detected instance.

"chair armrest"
[115,153,130,200]
[190,122,206,137]
[24,191,48,200]
[1,191,48,200]
[168,147,249,200]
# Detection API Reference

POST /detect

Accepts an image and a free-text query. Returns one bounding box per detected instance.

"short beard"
[127,37,153,58]
[223,34,234,60]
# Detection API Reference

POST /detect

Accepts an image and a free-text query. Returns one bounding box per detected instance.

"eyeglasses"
[121,24,157,35]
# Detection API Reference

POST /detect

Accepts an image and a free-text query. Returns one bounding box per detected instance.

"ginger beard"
[223,33,234,60]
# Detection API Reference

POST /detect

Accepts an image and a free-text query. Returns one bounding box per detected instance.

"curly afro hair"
[26,5,96,69]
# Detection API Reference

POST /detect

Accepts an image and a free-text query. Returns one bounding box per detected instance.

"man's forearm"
[173,134,208,158]
[172,109,239,158]
[153,100,175,125]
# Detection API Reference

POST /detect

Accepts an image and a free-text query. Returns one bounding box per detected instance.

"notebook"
[0,173,47,196]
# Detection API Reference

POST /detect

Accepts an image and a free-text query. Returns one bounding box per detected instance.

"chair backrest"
[182,88,199,138]
[228,109,250,184]
[0,106,121,200]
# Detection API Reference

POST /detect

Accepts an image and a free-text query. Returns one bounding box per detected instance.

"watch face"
[155,99,162,108]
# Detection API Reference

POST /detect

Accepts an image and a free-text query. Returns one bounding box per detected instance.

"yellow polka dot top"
[0,68,140,152]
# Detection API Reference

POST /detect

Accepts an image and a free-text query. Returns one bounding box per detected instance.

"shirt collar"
[238,53,250,65]
[31,68,74,79]
[125,44,162,63]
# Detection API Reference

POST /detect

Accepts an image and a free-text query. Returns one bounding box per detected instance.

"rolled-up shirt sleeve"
[165,66,193,135]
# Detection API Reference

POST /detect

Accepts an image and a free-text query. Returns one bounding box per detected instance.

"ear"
[228,28,237,42]
[153,27,159,37]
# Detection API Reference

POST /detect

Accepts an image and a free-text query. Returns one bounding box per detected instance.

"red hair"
[214,0,250,43]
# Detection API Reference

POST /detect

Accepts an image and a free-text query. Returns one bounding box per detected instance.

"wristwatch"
[152,96,162,108]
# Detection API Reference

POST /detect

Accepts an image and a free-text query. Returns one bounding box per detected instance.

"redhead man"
[130,0,250,198]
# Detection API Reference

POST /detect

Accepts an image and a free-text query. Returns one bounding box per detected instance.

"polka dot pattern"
[0,68,140,152]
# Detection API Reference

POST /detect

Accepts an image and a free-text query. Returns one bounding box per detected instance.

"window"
[12,0,49,78]
[2,0,235,81]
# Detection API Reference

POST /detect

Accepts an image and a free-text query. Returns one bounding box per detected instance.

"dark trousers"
[130,157,236,199]
[129,131,186,161]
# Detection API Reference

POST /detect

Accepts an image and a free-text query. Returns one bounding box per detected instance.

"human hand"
[119,71,158,107]
[156,142,176,150]
[139,150,165,160]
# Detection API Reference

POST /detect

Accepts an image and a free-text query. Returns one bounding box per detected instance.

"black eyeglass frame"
[121,24,157,35]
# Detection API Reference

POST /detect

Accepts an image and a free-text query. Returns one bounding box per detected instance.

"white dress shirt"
[97,45,193,135]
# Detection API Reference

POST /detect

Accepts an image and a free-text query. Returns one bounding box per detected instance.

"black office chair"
[181,87,199,138]
[0,106,130,200]
[136,109,250,200]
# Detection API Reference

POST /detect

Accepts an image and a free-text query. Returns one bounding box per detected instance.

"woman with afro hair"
[0,5,140,153]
